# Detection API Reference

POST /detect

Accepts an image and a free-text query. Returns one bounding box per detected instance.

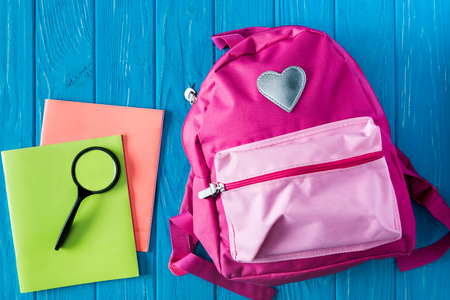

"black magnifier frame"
[55,146,120,251]
[71,146,120,193]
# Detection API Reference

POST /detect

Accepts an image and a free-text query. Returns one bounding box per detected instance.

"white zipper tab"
[198,182,225,199]
[184,83,197,105]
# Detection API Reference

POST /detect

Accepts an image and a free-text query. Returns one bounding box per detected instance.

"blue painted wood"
[275,0,335,38]
[336,0,396,141]
[155,0,215,299]
[35,0,95,143]
[214,0,275,60]
[395,1,450,299]
[95,0,156,108]
[335,1,397,299]
[0,0,449,299]
[35,1,95,299]
[0,0,35,299]
[94,1,156,299]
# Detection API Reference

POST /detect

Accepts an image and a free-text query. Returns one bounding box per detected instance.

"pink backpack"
[168,26,450,299]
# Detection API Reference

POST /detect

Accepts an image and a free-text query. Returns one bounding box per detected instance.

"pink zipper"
[198,151,384,199]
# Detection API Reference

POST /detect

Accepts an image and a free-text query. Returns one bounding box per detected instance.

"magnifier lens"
[74,149,117,192]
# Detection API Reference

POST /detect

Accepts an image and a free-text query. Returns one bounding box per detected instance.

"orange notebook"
[41,99,164,252]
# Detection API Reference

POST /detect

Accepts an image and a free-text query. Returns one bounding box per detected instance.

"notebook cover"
[1,135,139,293]
[40,99,164,252]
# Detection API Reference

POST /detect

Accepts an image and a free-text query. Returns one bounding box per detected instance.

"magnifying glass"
[55,146,120,250]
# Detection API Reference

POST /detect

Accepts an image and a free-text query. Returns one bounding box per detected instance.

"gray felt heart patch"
[257,66,306,113]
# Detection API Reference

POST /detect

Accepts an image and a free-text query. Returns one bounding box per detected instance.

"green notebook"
[1,135,139,293]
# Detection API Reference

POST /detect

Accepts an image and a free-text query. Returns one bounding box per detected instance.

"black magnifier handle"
[55,187,92,251]
[55,146,119,251]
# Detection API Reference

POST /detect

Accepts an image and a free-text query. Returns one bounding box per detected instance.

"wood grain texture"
[275,0,335,38]
[395,0,450,299]
[94,1,156,298]
[214,0,275,60]
[336,0,396,140]
[155,0,215,299]
[95,0,155,108]
[0,0,449,299]
[35,0,95,299]
[335,1,397,299]
[0,0,35,299]
[35,0,95,142]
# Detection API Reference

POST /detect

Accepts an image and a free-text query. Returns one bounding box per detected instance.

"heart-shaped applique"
[257,66,306,113]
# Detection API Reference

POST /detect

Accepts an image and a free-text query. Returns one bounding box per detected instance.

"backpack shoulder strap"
[394,147,450,271]
[168,211,277,300]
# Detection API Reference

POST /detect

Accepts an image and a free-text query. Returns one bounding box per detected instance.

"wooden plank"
[395,0,450,299]
[35,0,95,143]
[35,0,95,299]
[155,0,216,299]
[275,0,335,37]
[334,1,396,299]
[335,0,396,139]
[0,0,35,299]
[95,0,155,108]
[274,1,336,300]
[214,0,275,59]
[94,0,156,298]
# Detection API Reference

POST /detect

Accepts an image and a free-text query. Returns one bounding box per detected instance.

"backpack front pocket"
[201,117,402,263]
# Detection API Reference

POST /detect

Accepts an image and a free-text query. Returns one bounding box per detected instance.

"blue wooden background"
[0,0,449,299]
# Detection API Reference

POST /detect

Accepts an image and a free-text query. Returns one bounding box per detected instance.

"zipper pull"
[184,83,197,105]
[198,182,225,199]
